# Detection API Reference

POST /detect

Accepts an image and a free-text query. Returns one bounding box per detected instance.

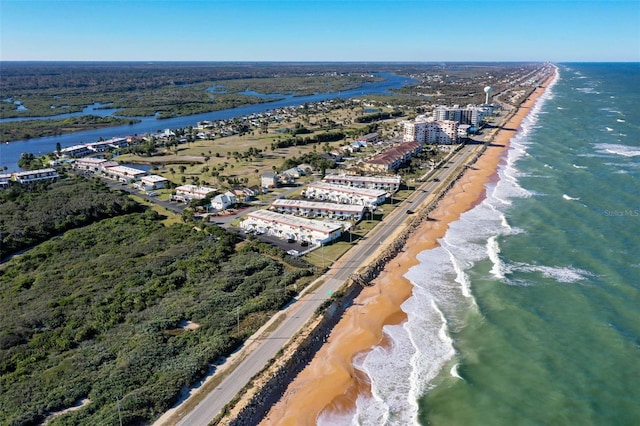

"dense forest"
[0,204,314,425]
[0,178,140,260]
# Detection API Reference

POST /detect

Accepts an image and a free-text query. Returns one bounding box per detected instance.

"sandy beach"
[261,72,556,426]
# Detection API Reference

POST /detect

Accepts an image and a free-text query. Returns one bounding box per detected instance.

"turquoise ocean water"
[319,63,640,425]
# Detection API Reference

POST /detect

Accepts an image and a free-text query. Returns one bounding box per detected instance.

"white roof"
[176,185,217,194]
[272,199,365,213]
[141,174,168,183]
[324,174,401,184]
[61,144,90,152]
[75,158,107,165]
[104,165,147,176]
[247,210,343,234]
[13,168,57,177]
[307,182,387,198]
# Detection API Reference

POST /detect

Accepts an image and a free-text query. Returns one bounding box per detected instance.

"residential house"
[261,172,280,189]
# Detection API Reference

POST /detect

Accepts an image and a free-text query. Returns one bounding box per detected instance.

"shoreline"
[262,71,557,425]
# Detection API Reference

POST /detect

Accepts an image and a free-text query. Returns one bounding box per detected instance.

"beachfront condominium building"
[323,174,402,193]
[433,105,491,127]
[241,209,342,245]
[271,199,366,221]
[303,182,388,207]
[403,117,458,145]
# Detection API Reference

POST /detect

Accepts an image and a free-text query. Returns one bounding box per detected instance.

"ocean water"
[319,63,640,425]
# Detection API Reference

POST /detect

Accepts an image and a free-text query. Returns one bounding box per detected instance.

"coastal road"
[173,143,479,426]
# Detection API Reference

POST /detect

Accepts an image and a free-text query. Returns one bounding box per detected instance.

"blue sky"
[1,0,638,62]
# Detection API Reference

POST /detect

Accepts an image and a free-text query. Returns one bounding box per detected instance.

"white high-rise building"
[433,105,490,127]
[403,116,458,144]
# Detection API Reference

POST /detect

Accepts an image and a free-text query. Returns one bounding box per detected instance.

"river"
[0,73,413,171]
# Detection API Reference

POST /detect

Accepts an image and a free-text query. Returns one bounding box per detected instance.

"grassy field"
[116,105,406,189]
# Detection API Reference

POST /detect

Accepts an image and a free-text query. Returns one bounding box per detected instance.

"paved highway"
[172,143,479,426]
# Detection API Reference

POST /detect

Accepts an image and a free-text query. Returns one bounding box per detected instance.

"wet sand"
[262,75,555,426]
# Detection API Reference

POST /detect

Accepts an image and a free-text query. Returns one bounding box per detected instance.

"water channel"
[1,73,414,171]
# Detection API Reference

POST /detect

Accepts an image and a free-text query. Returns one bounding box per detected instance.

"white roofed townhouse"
[98,161,119,173]
[323,174,402,193]
[271,199,366,221]
[0,173,12,188]
[102,165,147,183]
[241,209,342,245]
[73,158,108,173]
[173,185,216,202]
[85,141,113,153]
[303,182,387,207]
[12,168,59,184]
[60,144,93,158]
[140,175,169,190]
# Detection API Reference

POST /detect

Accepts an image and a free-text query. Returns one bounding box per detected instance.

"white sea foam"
[576,87,600,94]
[617,119,626,123]
[509,263,593,284]
[487,236,505,280]
[572,164,587,169]
[594,143,640,157]
[563,194,580,201]
[450,364,463,379]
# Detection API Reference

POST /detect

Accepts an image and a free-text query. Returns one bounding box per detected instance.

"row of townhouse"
[303,182,388,207]
[323,174,401,193]
[102,165,147,183]
[173,185,217,202]
[0,168,59,187]
[73,158,169,188]
[241,209,342,246]
[271,199,366,221]
[60,137,128,158]
[363,141,423,173]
